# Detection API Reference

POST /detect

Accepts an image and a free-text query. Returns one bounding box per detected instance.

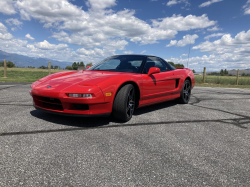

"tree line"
[168,61,197,73]
[209,69,229,76]
[0,61,16,68]
[65,62,93,70]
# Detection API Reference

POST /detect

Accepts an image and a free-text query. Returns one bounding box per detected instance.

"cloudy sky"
[0,0,250,71]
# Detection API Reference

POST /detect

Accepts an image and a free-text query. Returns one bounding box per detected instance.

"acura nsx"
[30,55,195,122]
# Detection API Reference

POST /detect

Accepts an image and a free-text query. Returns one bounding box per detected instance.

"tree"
[79,61,85,68]
[39,65,47,69]
[72,62,78,70]
[224,69,228,75]
[0,61,4,67]
[168,62,184,68]
[220,69,224,76]
[54,66,59,69]
[192,69,196,73]
[6,61,16,68]
[65,66,73,70]
[86,62,93,67]
[168,62,175,66]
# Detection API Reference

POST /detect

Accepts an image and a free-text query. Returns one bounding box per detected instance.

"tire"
[112,84,135,122]
[179,79,191,104]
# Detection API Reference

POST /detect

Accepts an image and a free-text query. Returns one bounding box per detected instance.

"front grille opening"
[72,104,89,110]
[33,95,64,111]
[41,102,64,111]
[37,96,61,104]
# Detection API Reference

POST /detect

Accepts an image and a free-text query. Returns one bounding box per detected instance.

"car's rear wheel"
[179,79,191,104]
[112,84,135,122]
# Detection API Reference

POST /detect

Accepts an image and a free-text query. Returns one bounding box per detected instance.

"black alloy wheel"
[113,84,135,122]
[179,79,191,104]
[126,87,135,119]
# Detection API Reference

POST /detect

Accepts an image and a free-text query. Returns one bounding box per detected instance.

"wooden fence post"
[203,67,206,83]
[4,59,7,78]
[48,61,51,75]
[236,69,239,85]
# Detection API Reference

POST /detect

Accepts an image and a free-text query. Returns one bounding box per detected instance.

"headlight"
[67,93,92,98]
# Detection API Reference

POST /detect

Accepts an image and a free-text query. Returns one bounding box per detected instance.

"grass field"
[0,67,67,82]
[0,67,249,89]
[195,75,250,85]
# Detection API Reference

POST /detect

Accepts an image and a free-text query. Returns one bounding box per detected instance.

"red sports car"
[30,55,195,122]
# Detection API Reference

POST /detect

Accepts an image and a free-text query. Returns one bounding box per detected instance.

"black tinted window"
[143,57,168,73]
[88,55,145,73]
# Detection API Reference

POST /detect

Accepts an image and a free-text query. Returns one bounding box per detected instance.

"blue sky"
[0,0,250,71]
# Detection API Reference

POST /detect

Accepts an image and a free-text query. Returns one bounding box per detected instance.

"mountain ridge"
[0,50,71,68]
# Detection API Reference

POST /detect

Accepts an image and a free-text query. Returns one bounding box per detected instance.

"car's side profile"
[30,55,195,122]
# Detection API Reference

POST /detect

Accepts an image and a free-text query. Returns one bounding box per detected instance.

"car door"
[141,57,176,101]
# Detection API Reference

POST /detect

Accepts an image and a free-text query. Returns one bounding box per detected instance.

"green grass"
[194,75,250,86]
[195,83,250,89]
[0,67,68,83]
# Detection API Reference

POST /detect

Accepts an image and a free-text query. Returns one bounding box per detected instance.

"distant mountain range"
[0,50,71,68]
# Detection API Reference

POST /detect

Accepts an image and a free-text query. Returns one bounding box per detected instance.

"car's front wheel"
[179,79,191,104]
[112,84,135,122]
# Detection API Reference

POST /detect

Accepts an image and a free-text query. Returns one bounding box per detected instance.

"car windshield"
[87,55,145,73]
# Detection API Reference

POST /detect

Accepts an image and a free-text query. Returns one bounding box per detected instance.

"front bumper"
[35,106,111,117]
[30,85,113,115]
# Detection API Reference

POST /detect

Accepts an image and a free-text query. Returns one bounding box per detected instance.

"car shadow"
[30,100,178,127]
[133,100,177,116]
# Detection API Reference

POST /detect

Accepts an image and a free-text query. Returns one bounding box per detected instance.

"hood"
[35,71,123,92]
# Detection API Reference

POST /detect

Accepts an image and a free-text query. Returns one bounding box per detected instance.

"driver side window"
[143,57,168,74]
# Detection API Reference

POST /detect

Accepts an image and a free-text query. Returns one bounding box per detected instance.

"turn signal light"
[68,93,92,98]
[105,92,112,97]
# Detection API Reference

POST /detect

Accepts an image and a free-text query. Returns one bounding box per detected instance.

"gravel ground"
[0,84,249,186]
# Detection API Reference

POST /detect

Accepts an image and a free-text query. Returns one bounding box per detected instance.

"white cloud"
[193,30,250,53]
[0,33,13,40]
[0,0,16,15]
[199,0,223,8]
[152,14,216,31]
[25,34,35,40]
[207,26,221,32]
[16,0,87,23]
[11,27,17,31]
[0,22,101,63]
[76,48,101,56]
[0,22,13,40]
[0,23,8,33]
[0,0,221,65]
[243,0,250,15]
[123,50,134,54]
[204,33,225,40]
[166,0,189,7]
[166,53,250,72]
[166,34,199,47]
[14,0,216,47]
[166,40,177,47]
[86,0,116,10]
[5,18,23,26]
[35,40,68,50]
[186,30,250,70]
[141,50,146,54]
